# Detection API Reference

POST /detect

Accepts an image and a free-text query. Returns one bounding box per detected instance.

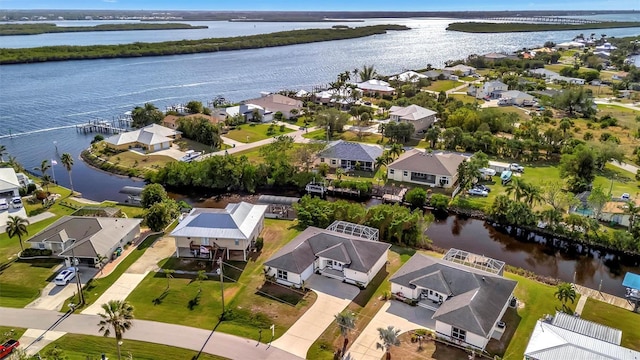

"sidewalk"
[2,307,300,360]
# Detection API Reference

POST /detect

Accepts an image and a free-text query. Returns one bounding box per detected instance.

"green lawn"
[0,258,62,307]
[126,219,314,341]
[225,123,293,143]
[174,137,231,154]
[0,216,61,262]
[425,80,460,92]
[597,103,640,128]
[449,93,481,104]
[580,298,640,351]
[0,326,26,343]
[40,334,227,360]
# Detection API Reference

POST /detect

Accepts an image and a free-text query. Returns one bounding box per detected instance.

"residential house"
[244,93,304,119]
[468,80,509,99]
[314,88,355,107]
[104,124,181,153]
[599,197,640,227]
[554,76,585,85]
[390,250,516,351]
[26,216,141,267]
[0,168,21,198]
[524,311,640,360]
[421,70,443,80]
[498,90,536,106]
[481,52,509,61]
[556,41,586,50]
[318,140,384,171]
[264,223,390,288]
[386,149,466,188]
[171,202,267,261]
[388,105,437,133]
[443,64,476,76]
[596,42,618,51]
[389,70,428,83]
[612,72,629,81]
[356,79,395,96]
[528,68,560,80]
[224,103,272,122]
[162,113,223,130]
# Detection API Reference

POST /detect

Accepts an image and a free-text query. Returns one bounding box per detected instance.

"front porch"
[319,267,345,281]
[177,243,226,261]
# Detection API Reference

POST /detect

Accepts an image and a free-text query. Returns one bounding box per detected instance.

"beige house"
[171,202,267,261]
[26,216,141,267]
[104,124,181,153]
[443,64,476,76]
[387,150,466,188]
[244,94,304,119]
[388,105,437,133]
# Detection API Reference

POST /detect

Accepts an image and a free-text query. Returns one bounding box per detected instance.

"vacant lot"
[225,123,293,143]
[425,80,460,93]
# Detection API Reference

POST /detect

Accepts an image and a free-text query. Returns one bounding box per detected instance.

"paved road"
[594,99,640,111]
[272,275,359,359]
[1,307,301,360]
[609,160,640,175]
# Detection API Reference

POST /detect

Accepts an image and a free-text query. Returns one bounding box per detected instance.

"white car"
[0,199,8,211]
[10,197,22,209]
[467,188,489,197]
[622,193,631,201]
[54,267,76,286]
[509,163,525,173]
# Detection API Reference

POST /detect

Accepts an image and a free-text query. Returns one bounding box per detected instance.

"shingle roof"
[170,202,267,240]
[388,149,466,177]
[319,140,384,163]
[390,253,516,337]
[501,90,534,100]
[264,226,390,275]
[389,105,437,121]
[389,71,428,82]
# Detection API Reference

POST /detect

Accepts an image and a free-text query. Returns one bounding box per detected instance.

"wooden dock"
[327,186,361,197]
[573,284,634,311]
[76,119,127,134]
[382,188,408,204]
[305,183,326,196]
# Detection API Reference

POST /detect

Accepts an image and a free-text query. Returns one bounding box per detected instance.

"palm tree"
[555,283,577,310]
[335,310,356,356]
[98,300,134,360]
[7,155,24,173]
[165,269,176,290]
[627,201,640,232]
[60,153,74,194]
[41,174,53,193]
[505,177,524,201]
[96,254,108,275]
[358,65,377,82]
[376,326,401,360]
[34,159,50,179]
[196,270,208,294]
[6,215,29,252]
[388,143,404,159]
[0,144,6,163]
[521,182,542,207]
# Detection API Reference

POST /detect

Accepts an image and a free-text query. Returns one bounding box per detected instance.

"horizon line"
[3,9,639,12]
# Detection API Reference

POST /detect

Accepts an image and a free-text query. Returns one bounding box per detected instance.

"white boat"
[180,150,202,162]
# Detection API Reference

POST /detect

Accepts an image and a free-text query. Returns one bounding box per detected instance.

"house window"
[331,159,337,165]
[38,243,45,250]
[235,239,240,246]
[452,327,466,342]
[440,177,449,185]
[202,238,210,245]
[403,171,408,177]
[389,169,395,175]
[320,158,325,163]
[277,269,288,280]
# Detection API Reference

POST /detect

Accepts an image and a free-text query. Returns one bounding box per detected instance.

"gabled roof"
[170,202,267,240]
[105,124,179,147]
[27,216,141,258]
[389,71,428,82]
[482,52,508,59]
[443,64,476,73]
[501,90,535,100]
[389,105,437,121]
[388,149,466,177]
[264,226,390,275]
[390,253,516,337]
[357,79,395,92]
[484,80,507,88]
[319,140,384,163]
[551,311,621,344]
[0,168,20,192]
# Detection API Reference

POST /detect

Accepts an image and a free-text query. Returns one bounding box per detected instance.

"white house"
[553,76,585,85]
[528,68,560,80]
[468,80,509,99]
[498,90,536,106]
[525,312,640,360]
[599,198,640,227]
[224,103,273,122]
[389,70,428,83]
[390,250,516,351]
[443,64,476,76]
[596,42,618,51]
[556,41,586,50]
[0,168,21,198]
[104,124,181,153]
[356,79,395,95]
[263,223,390,288]
[314,88,356,106]
[27,216,141,267]
[318,140,384,171]
[388,105,437,133]
[387,149,466,188]
[171,202,267,261]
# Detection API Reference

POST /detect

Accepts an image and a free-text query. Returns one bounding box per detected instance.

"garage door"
[0,190,14,198]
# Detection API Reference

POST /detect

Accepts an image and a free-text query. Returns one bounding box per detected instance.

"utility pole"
[218,257,224,316]
[70,244,84,306]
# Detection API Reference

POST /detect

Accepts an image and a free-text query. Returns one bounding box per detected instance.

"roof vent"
[482,276,486,281]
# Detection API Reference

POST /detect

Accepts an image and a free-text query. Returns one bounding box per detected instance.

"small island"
[0,23,209,36]
[447,21,640,33]
[0,24,410,65]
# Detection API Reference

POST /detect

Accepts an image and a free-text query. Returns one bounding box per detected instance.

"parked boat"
[500,170,512,184]
[180,150,202,163]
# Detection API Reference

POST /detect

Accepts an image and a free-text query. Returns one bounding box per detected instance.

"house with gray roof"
[389,105,437,134]
[244,93,304,120]
[263,225,390,288]
[171,202,267,261]
[318,140,384,171]
[498,90,537,106]
[27,216,141,267]
[525,312,640,360]
[387,149,466,188]
[389,252,516,351]
[443,64,476,76]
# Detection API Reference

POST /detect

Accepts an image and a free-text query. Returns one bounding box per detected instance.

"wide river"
[1,15,640,201]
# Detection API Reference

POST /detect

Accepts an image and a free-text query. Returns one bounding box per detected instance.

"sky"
[0,0,637,12]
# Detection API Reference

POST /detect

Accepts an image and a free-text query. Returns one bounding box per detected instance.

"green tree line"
[0,22,207,36]
[446,21,640,33]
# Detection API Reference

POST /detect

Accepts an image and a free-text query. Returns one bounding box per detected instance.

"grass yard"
[225,123,293,143]
[105,149,176,173]
[126,219,316,341]
[449,93,481,104]
[386,332,469,360]
[493,106,532,121]
[0,326,25,343]
[597,103,640,128]
[40,334,227,360]
[425,80,460,93]
[580,298,640,351]
[0,258,62,307]
[174,137,231,153]
[0,216,61,262]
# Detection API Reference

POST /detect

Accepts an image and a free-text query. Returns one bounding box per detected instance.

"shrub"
[255,237,264,252]
[34,189,47,200]
[21,248,53,257]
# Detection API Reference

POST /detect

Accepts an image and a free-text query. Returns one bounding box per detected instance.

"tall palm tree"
[555,283,577,310]
[505,177,524,202]
[388,144,404,159]
[41,174,53,193]
[358,65,377,82]
[0,144,7,163]
[165,269,176,290]
[521,182,542,207]
[96,254,108,275]
[376,326,401,360]
[98,300,134,360]
[335,310,356,356]
[60,153,74,194]
[7,155,24,174]
[627,201,640,232]
[34,159,50,179]
[6,215,29,252]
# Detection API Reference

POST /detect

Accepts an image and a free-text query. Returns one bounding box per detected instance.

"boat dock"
[382,188,408,204]
[305,183,326,197]
[327,186,362,197]
[76,118,130,134]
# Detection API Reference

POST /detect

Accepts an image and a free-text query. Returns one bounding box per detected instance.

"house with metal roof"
[171,202,267,261]
[389,105,437,134]
[356,79,395,96]
[243,93,304,120]
[263,224,390,288]
[0,167,21,198]
[26,216,141,267]
[387,149,466,188]
[524,311,640,360]
[318,140,384,172]
[104,124,181,153]
[497,90,537,106]
[389,251,516,351]
[389,70,428,83]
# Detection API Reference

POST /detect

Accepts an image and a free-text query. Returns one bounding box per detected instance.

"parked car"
[0,199,8,211]
[474,184,491,192]
[479,168,496,177]
[54,267,76,286]
[10,197,22,209]
[0,339,19,359]
[622,193,631,200]
[509,163,525,173]
[467,188,489,197]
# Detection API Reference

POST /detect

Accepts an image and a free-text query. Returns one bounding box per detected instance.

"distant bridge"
[485,16,603,25]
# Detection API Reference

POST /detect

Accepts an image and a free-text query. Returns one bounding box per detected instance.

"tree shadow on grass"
[188,292,201,310]
[152,289,169,305]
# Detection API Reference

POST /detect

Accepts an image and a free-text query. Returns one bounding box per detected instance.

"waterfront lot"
[581,298,640,351]
[225,123,293,143]
[425,80,460,93]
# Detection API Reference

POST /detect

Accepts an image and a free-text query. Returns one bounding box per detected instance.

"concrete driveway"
[26,266,99,311]
[272,275,360,359]
[345,300,435,360]
[0,206,27,233]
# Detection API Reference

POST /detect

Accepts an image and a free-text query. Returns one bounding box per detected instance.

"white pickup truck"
[509,163,525,173]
